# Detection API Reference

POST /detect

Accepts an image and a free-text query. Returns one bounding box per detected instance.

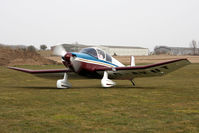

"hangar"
[99,45,149,56]
[52,44,149,56]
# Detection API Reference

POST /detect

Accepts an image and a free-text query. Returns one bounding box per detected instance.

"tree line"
[24,44,48,52]
[154,40,199,55]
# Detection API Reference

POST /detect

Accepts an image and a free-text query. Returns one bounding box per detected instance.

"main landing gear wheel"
[56,73,72,89]
[101,71,116,88]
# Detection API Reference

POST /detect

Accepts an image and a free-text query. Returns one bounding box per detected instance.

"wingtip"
[182,58,191,64]
[7,66,32,73]
[7,66,16,70]
[7,66,15,69]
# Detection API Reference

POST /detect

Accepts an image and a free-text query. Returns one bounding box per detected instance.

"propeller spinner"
[53,45,73,68]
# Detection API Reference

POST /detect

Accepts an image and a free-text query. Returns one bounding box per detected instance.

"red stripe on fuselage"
[72,61,109,78]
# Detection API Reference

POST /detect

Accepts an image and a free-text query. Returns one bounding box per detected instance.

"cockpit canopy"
[80,47,112,62]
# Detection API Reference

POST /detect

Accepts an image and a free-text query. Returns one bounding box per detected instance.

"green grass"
[0,64,199,133]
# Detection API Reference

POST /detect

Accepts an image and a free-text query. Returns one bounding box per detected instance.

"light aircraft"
[8,45,190,88]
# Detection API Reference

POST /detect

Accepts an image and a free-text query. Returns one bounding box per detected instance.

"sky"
[0,0,199,51]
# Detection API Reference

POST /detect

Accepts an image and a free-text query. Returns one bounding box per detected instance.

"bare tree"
[198,41,199,55]
[190,40,197,55]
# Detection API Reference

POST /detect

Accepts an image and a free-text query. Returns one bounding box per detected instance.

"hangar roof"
[101,45,148,49]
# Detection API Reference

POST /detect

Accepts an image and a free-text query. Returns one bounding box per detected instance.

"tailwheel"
[130,79,136,87]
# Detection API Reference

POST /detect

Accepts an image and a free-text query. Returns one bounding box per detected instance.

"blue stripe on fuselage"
[71,52,118,67]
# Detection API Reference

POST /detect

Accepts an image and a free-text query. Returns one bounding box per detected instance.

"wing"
[95,59,191,80]
[8,67,74,79]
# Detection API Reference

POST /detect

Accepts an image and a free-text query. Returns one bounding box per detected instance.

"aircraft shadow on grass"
[5,85,158,90]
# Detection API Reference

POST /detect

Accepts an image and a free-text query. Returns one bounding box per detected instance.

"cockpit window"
[80,47,112,63]
[80,48,98,58]
[96,49,105,60]
[106,53,112,62]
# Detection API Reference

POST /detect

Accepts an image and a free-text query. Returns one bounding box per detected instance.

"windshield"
[80,48,98,58]
[80,47,112,62]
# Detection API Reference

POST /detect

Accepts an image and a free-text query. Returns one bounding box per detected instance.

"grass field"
[0,64,199,133]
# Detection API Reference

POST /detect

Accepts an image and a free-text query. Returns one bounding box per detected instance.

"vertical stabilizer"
[131,56,135,66]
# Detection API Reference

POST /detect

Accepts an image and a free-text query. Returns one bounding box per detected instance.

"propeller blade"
[53,45,67,57]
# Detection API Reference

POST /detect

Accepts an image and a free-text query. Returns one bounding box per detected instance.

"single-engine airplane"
[8,45,190,88]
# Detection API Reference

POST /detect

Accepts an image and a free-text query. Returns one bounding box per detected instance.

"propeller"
[53,45,67,57]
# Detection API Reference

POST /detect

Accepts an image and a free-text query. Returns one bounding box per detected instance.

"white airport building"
[99,45,149,56]
[53,44,149,56]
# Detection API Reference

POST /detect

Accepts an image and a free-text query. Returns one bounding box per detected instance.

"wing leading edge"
[8,67,70,74]
[8,67,73,79]
[95,59,191,80]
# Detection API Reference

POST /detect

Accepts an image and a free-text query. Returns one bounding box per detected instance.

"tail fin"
[130,56,135,66]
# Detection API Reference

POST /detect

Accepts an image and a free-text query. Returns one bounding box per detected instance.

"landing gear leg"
[130,79,136,86]
[101,71,116,88]
[56,73,72,89]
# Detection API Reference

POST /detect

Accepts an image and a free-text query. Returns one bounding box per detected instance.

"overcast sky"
[0,0,199,51]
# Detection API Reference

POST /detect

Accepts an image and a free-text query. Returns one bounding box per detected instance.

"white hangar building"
[99,45,149,56]
[54,44,149,56]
